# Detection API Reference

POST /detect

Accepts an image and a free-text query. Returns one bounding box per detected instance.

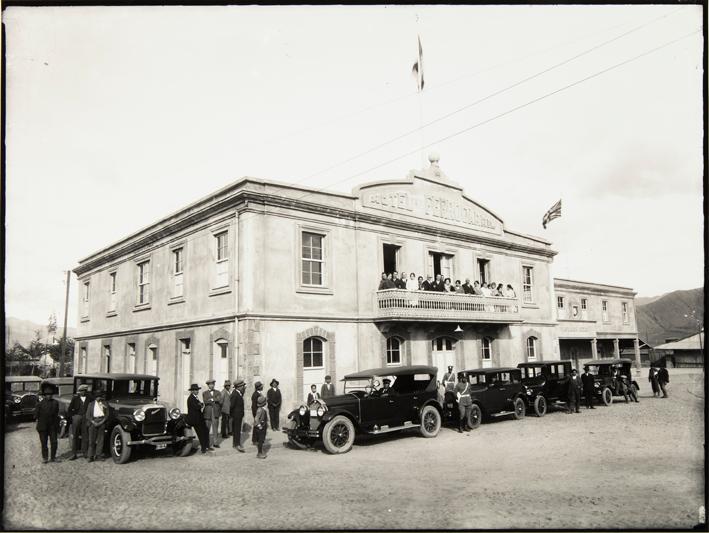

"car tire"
[110,425,132,464]
[322,415,355,454]
[287,420,310,450]
[174,427,195,457]
[534,395,547,417]
[602,387,613,406]
[512,397,526,420]
[419,405,441,438]
[467,404,482,429]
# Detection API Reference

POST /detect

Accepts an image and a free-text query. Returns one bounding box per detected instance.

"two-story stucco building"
[73,155,640,415]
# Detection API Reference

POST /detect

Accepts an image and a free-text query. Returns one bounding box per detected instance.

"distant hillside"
[636,288,704,347]
[4,317,77,348]
[635,294,664,306]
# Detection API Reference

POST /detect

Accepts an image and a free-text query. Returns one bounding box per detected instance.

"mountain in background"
[5,317,77,348]
[635,287,704,347]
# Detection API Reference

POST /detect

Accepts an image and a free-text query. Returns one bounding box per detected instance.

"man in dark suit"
[462,278,474,294]
[251,381,263,445]
[266,379,282,431]
[202,378,222,448]
[431,274,445,292]
[581,366,595,409]
[66,383,91,460]
[35,382,61,464]
[658,366,670,398]
[421,275,433,291]
[230,379,246,452]
[85,391,109,462]
[566,369,582,414]
[186,384,211,454]
[321,375,335,399]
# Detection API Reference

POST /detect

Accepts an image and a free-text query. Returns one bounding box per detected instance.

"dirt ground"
[3,369,704,530]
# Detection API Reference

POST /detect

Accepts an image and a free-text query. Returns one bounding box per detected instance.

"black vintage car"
[5,376,42,423]
[442,367,527,425]
[518,361,572,416]
[73,374,195,463]
[284,365,442,454]
[582,358,640,405]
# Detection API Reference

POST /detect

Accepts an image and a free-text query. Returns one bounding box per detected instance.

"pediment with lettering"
[353,155,504,236]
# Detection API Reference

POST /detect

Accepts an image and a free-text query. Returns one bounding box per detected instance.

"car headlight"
[133,408,145,421]
[13,397,21,404]
[316,406,325,417]
[594,382,600,388]
[169,408,181,420]
[526,389,532,395]
[298,406,307,416]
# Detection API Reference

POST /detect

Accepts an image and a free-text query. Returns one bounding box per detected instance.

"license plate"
[155,443,167,450]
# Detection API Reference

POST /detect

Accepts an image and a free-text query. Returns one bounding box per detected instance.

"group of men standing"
[186,377,282,459]
[648,365,670,398]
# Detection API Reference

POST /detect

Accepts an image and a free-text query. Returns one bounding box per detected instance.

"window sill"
[168,297,186,306]
[105,311,117,318]
[80,316,90,323]
[133,303,152,313]
[209,286,232,297]
[521,303,539,309]
[296,286,334,295]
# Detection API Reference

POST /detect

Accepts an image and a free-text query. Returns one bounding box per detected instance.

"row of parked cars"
[4,358,638,462]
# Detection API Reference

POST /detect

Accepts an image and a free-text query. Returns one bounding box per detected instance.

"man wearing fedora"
[251,381,264,445]
[266,378,282,431]
[230,378,246,452]
[202,379,222,448]
[187,384,211,454]
[220,380,233,438]
[254,395,269,459]
[35,382,61,464]
[66,383,92,460]
[85,391,109,462]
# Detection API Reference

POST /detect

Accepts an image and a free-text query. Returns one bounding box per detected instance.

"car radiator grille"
[142,407,167,435]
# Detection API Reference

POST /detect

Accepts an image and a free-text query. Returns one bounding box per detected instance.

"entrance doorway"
[213,340,229,389]
[383,244,400,276]
[431,337,457,383]
[302,337,326,403]
[179,338,191,411]
[428,252,454,280]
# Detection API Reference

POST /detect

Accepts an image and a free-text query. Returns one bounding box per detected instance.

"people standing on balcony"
[481,283,491,296]
[396,272,408,289]
[406,272,418,291]
[472,281,483,295]
[431,275,444,291]
[422,275,434,291]
[392,271,401,288]
[417,275,424,290]
[505,284,517,298]
[454,280,465,294]
[462,278,474,294]
[443,278,453,292]
[378,272,395,290]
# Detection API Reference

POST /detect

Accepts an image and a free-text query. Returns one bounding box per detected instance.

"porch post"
[633,337,641,375]
[590,338,598,360]
[613,338,620,358]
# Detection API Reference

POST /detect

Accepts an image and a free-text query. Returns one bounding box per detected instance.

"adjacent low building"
[653,332,705,368]
[73,155,641,413]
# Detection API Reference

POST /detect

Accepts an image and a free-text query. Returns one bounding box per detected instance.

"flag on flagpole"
[411,35,424,91]
[542,199,562,229]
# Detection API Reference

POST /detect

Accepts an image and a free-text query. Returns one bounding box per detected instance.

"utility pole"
[59,270,71,377]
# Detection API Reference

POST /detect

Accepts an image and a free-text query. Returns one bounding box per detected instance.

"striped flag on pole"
[411,35,424,91]
[542,199,562,229]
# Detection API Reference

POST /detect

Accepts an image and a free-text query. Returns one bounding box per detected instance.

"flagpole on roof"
[412,16,425,168]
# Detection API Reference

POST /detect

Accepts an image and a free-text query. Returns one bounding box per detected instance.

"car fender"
[115,415,136,433]
[320,409,358,429]
[421,398,442,415]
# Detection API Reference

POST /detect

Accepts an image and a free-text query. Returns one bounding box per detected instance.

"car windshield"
[343,379,375,394]
[9,382,40,392]
[112,379,158,397]
[521,367,545,379]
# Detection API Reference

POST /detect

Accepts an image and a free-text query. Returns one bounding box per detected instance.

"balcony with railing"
[375,289,521,323]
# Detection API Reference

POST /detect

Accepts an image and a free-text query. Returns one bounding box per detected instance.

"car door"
[360,394,396,428]
[494,372,515,411]
[484,373,506,413]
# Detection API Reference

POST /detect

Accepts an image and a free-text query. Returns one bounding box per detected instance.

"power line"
[300,5,687,183]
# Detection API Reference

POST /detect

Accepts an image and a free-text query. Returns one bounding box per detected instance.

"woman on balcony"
[406,272,419,307]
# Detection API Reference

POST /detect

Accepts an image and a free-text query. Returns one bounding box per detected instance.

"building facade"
[73,155,640,416]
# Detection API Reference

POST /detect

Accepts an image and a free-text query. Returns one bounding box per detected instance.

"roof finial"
[428,151,440,166]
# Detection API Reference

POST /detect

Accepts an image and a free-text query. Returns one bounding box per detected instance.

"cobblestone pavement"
[3,370,704,530]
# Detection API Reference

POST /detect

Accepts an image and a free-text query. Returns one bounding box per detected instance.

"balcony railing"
[375,289,521,322]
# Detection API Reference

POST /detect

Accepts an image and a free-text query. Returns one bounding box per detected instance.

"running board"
[367,421,420,434]
[489,411,516,417]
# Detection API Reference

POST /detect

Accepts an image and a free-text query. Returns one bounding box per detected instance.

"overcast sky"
[4,5,704,328]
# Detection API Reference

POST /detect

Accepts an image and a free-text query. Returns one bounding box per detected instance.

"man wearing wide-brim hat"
[66,383,92,460]
[254,395,269,459]
[186,384,211,454]
[229,379,247,452]
[202,378,222,448]
[35,382,61,464]
[266,378,282,431]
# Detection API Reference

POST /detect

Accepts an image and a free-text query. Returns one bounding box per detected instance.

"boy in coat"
[266,379,282,431]
[187,384,211,454]
[35,382,61,463]
[254,395,269,459]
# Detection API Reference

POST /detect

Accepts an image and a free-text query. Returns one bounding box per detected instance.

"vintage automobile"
[44,377,74,437]
[581,358,640,405]
[517,361,573,416]
[5,375,42,423]
[284,365,442,454]
[442,368,527,425]
[72,373,195,463]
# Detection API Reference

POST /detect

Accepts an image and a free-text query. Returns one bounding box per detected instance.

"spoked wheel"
[111,425,132,464]
[534,395,547,417]
[602,387,613,406]
[419,405,441,437]
[467,404,482,429]
[512,397,526,420]
[322,415,355,454]
[173,427,195,457]
[287,420,311,450]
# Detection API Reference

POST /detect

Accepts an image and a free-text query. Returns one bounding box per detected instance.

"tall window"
[104,345,111,373]
[432,337,455,351]
[482,338,493,361]
[581,298,588,319]
[127,343,136,373]
[602,300,609,322]
[622,302,629,324]
[215,232,229,288]
[303,337,324,368]
[137,261,151,305]
[147,345,158,375]
[80,347,87,373]
[302,232,324,286]
[526,337,537,361]
[522,266,534,303]
[557,296,565,309]
[386,337,402,365]
[173,248,184,298]
[108,272,117,311]
[82,281,90,317]
[477,259,490,285]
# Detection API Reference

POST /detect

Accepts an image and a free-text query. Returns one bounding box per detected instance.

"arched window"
[303,337,324,368]
[386,337,402,366]
[527,336,538,361]
[481,338,493,361]
[431,337,456,351]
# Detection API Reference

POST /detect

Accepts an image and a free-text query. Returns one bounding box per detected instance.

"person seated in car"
[380,378,394,396]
